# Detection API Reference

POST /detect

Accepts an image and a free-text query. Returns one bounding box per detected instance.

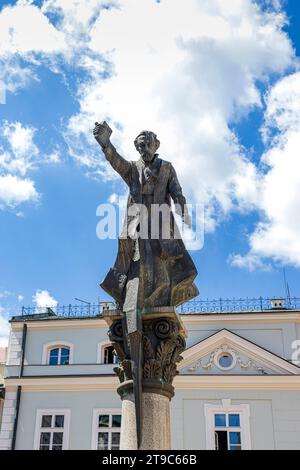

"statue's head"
[134,130,160,162]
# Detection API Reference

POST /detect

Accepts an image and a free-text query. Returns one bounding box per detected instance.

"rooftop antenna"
[283,268,291,306]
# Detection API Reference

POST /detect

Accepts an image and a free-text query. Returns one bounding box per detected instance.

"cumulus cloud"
[0,0,112,93]
[229,252,272,272]
[1,121,39,175]
[0,120,63,210]
[1,0,295,224]
[42,0,116,42]
[64,0,294,230]
[0,1,66,55]
[0,55,38,95]
[1,0,300,268]
[231,72,300,268]
[0,174,38,208]
[0,121,39,209]
[0,0,67,94]
[33,289,58,308]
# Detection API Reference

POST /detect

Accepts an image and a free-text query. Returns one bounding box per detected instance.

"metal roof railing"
[17,303,105,319]
[13,297,300,320]
[177,297,300,314]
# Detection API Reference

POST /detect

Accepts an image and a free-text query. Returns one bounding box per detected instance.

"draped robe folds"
[100,141,199,312]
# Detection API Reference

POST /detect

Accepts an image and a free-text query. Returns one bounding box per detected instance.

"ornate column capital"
[105,311,186,401]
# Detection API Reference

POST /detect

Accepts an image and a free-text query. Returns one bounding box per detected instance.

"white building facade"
[1,300,300,450]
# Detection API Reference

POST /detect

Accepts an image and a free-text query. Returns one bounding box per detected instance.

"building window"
[103,345,118,364]
[97,342,119,364]
[92,409,121,450]
[214,413,241,450]
[218,353,233,369]
[48,346,70,365]
[42,341,74,365]
[34,410,70,450]
[205,401,251,450]
[214,349,236,371]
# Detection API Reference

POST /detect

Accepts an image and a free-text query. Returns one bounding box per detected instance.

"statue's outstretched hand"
[93,121,112,147]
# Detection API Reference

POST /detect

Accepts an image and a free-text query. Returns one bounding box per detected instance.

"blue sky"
[1,0,300,342]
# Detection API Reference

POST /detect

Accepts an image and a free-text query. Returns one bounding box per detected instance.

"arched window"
[42,342,74,365]
[48,347,70,365]
[103,346,118,365]
[97,342,119,364]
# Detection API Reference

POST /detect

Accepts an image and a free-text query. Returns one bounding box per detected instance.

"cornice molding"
[174,374,300,390]
[11,318,107,331]
[180,312,300,324]
[5,374,300,391]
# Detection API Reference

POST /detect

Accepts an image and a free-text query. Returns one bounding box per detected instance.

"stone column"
[119,391,171,450]
[102,308,186,450]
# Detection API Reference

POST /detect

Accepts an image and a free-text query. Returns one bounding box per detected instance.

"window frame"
[48,346,70,365]
[34,409,71,450]
[97,341,118,365]
[213,350,237,371]
[91,408,122,450]
[42,341,74,365]
[204,401,251,450]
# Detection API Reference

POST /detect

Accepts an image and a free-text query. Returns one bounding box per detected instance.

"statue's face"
[135,133,156,162]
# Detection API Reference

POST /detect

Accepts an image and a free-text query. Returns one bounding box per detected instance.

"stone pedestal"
[102,307,186,450]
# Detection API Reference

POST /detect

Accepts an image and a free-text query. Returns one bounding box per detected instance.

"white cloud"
[0,121,40,209]
[229,252,272,272]
[1,121,39,176]
[0,1,66,56]
[42,0,117,42]
[0,1,65,95]
[232,72,300,268]
[3,121,38,156]
[65,0,294,231]
[1,0,294,229]
[0,290,11,299]
[0,174,38,208]
[0,55,38,94]
[0,0,114,93]
[45,149,62,164]
[33,289,58,308]
[1,0,300,268]
[0,120,63,210]
[0,307,9,348]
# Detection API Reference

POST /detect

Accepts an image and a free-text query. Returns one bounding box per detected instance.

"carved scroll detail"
[108,318,185,387]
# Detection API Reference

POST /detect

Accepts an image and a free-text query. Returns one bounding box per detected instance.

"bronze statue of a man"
[94,121,198,313]
[94,121,198,448]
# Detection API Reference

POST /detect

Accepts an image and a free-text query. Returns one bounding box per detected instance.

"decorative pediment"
[186,344,268,374]
[178,329,300,375]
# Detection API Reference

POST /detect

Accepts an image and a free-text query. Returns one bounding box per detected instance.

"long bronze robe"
[100,141,199,311]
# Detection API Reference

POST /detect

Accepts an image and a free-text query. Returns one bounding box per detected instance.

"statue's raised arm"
[93,121,131,185]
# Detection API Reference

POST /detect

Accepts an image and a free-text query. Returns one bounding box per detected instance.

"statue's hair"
[134,130,160,152]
